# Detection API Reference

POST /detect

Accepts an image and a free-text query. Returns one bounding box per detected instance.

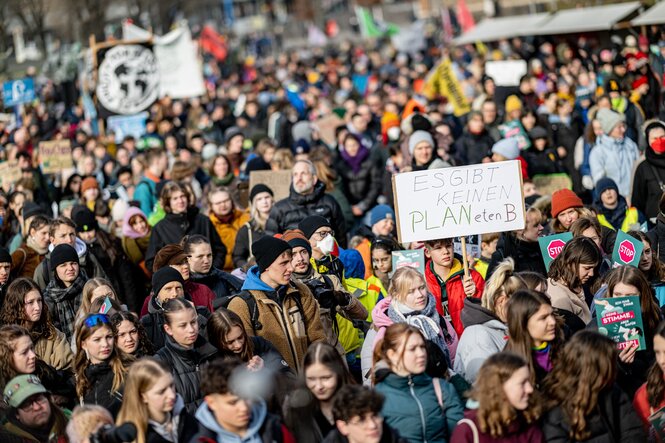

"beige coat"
[546,278,591,324]
[35,329,74,370]
[228,280,326,371]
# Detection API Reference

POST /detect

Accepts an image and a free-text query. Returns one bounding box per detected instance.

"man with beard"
[1,375,68,442]
[266,159,347,247]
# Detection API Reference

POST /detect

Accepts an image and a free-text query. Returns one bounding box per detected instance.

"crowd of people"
[0,17,664,443]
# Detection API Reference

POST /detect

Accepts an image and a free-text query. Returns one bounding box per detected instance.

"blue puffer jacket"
[374,369,464,443]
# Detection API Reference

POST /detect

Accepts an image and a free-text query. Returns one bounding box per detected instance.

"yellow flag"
[434,58,471,117]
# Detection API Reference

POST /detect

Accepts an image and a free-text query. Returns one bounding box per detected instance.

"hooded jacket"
[266,181,347,248]
[145,207,227,271]
[190,399,295,443]
[632,145,665,221]
[155,335,218,414]
[228,266,326,371]
[374,369,464,443]
[453,298,508,384]
[424,259,485,336]
[589,134,639,198]
[121,206,151,265]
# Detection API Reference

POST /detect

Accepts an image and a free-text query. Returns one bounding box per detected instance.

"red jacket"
[633,382,665,430]
[140,280,214,316]
[450,409,545,442]
[425,259,484,336]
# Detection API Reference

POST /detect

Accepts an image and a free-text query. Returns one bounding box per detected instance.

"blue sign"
[2,78,36,108]
[107,112,149,143]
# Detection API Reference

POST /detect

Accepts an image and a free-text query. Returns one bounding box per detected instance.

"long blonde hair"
[482,258,525,316]
[388,266,425,304]
[116,358,173,443]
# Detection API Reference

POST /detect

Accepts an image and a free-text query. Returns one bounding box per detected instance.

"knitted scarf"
[387,295,450,362]
[212,173,236,187]
[44,270,87,342]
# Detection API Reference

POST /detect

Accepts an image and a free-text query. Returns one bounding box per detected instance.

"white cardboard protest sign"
[485,60,528,87]
[392,161,525,244]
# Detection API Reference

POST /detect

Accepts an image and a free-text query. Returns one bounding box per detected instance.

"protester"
[75,278,120,325]
[594,177,644,232]
[629,230,665,305]
[632,120,665,220]
[207,186,250,271]
[232,184,274,269]
[111,310,154,358]
[11,215,50,279]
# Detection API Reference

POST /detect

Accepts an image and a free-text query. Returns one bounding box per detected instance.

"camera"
[305,278,336,310]
[90,423,137,443]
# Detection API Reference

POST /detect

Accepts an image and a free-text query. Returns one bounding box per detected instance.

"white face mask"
[317,235,335,256]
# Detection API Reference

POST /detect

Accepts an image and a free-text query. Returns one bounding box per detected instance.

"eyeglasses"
[313,230,333,240]
[84,313,110,328]
[19,393,48,411]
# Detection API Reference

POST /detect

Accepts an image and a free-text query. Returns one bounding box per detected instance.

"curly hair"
[200,356,245,396]
[0,325,32,387]
[0,278,55,342]
[111,311,154,357]
[471,352,542,438]
[543,331,617,441]
[74,314,132,399]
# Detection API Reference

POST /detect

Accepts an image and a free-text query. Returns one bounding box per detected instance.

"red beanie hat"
[551,189,583,218]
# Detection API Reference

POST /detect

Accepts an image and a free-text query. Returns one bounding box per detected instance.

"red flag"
[199,25,227,62]
[456,0,476,33]
[441,7,454,44]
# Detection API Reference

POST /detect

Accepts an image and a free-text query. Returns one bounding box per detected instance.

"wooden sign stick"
[461,236,469,279]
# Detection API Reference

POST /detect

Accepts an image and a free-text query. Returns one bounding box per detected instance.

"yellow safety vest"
[597,207,639,232]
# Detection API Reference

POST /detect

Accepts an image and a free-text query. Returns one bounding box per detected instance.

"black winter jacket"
[82,361,123,416]
[266,181,347,247]
[453,130,494,165]
[487,233,547,278]
[155,335,218,414]
[648,219,665,263]
[190,267,243,306]
[145,395,198,443]
[632,149,665,221]
[145,208,227,271]
[542,384,645,443]
[232,219,267,268]
[524,147,564,176]
[333,155,382,212]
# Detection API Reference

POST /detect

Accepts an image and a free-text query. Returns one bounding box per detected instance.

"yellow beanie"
[505,95,523,114]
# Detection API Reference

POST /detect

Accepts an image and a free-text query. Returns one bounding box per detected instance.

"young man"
[299,215,345,282]
[191,358,295,443]
[1,374,69,442]
[473,233,499,279]
[0,247,13,307]
[134,148,168,217]
[424,238,485,336]
[228,235,325,370]
[323,385,407,443]
[594,177,644,232]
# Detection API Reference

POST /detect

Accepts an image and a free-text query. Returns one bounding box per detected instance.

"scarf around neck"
[387,295,449,362]
[45,269,87,341]
[340,145,370,174]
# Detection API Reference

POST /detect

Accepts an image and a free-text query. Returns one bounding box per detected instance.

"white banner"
[122,22,205,99]
[392,161,525,243]
[485,60,528,87]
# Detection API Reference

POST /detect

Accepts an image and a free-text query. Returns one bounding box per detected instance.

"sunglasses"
[84,313,110,328]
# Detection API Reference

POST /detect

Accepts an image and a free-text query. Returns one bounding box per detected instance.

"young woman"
[154,297,218,414]
[454,259,526,384]
[542,330,646,441]
[207,154,238,189]
[74,313,132,415]
[549,188,589,234]
[547,236,601,330]
[600,265,663,397]
[634,322,665,433]
[368,236,398,301]
[373,324,464,443]
[570,216,612,278]
[121,206,151,276]
[450,352,544,442]
[145,181,226,271]
[505,289,563,388]
[207,186,250,271]
[207,308,294,376]
[0,278,73,370]
[284,342,354,442]
[629,230,665,305]
[11,214,50,278]
[116,358,198,443]
[361,266,458,385]
[111,311,154,358]
[183,235,243,302]
[75,278,119,325]
[232,184,274,268]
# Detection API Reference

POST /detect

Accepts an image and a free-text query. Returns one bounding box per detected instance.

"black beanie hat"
[72,207,99,233]
[0,247,11,264]
[249,184,274,203]
[50,244,79,272]
[298,215,331,240]
[152,267,185,297]
[252,236,291,272]
[22,202,45,221]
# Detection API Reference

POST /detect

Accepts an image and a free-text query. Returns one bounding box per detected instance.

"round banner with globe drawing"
[96,44,159,115]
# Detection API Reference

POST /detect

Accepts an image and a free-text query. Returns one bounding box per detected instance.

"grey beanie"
[491,137,520,160]
[408,130,434,156]
[596,108,625,135]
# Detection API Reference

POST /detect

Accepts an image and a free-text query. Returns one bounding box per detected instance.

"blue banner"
[107,112,149,143]
[2,78,36,108]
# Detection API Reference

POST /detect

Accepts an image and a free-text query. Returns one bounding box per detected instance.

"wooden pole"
[461,236,469,278]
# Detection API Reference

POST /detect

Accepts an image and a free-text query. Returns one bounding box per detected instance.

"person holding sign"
[542,331,646,442]
[546,237,601,332]
[424,238,484,336]
[633,322,665,434]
